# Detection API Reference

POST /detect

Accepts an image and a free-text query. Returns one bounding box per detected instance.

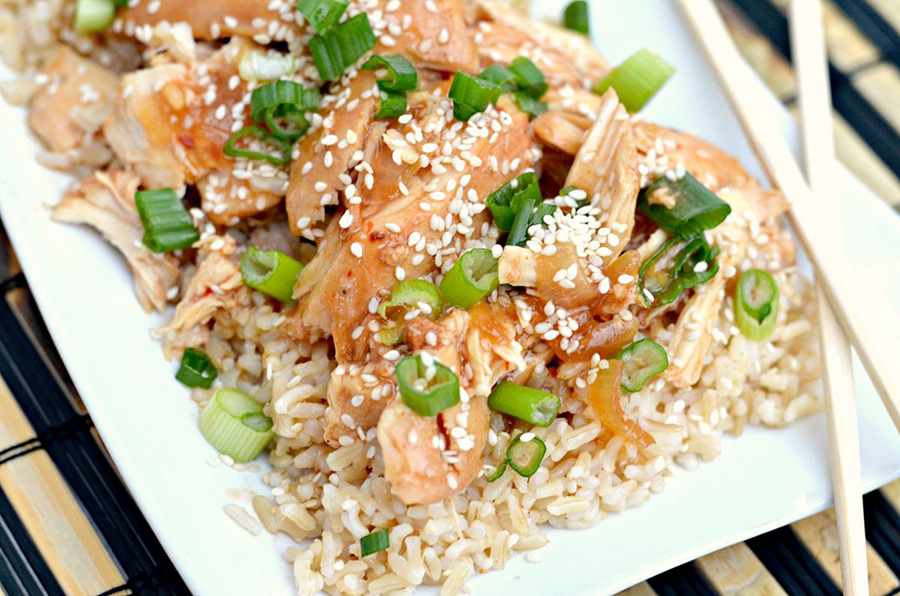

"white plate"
[1,1,899,595]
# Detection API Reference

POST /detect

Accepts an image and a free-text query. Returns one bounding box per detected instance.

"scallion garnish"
[297,0,348,32]
[637,172,732,239]
[615,339,668,392]
[198,388,273,462]
[264,105,310,142]
[488,381,560,427]
[486,459,507,482]
[514,91,548,118]
[638,235,720,307]
[506,434,546,477]
[449,71,502,121]
[360,529,389,557]
[439,249,499,309]
[250,80,321,122]
[485,172,542,231]
[378,279,444,320]
[734,269,779,341]
[240,246,304,304]
[74,0,116,33]
[506,192,539,247]
[478,65,519,90]
[362,54,418,92]
[532,202,558,226]
[372,89,406,119]
[508,57,548,100]
[564,0,590,36]
[309,13,376,81]
[176,348,218,389]
[395,355,460,417]
[134,188,199,253]
[224,125,292,166]
[593,49,675,112]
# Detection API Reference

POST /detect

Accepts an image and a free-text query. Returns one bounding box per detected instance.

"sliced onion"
[586,360,654,448]
[239,50,297,82]
[535,243,596,310]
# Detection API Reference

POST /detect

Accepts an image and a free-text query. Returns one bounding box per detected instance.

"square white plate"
[1,1,898,595]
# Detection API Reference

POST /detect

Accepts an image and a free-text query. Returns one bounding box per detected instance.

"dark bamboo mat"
[0,0,899,594]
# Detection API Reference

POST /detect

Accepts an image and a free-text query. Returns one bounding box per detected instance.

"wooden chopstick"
[674,0,900,435]
[788,0,868,593]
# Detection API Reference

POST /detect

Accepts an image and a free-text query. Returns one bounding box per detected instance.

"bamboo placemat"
[0,0,899,595]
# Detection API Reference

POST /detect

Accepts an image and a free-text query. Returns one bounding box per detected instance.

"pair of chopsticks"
[675,0,900,593]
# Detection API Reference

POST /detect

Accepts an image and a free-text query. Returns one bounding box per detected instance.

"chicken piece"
[472,0,609,89]
[465,302,525,397]
[286,72,379,237]
[532,111,590,156]
[565,89,640,265]
[378,310,490,504]
[633,122,752,192]
[497,245,536,287]
[52,170,179,312]
[104,39,285,224]
[664,182,790,387]
[29,46,118,154]
[369,0,478,73]
[117,0,302,44]
[542,86,603,119]
[323,361,396,446]
[287,91,536,362]
[158,235,244,344]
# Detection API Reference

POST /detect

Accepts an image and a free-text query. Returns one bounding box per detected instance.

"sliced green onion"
[198,388,273,462]
[360,529,389,557]
[297,0,348,32]
[506,193,539,247]
[176,348,218,389]
[637,172,732,239]
[395,355,460,417]
[449,71,502,121]
[564,0,590,36]
[486,459,507,482]
[439,249,499,309]
[506,434,546,477]
[615,339,668,392]
[488,381,560,427]
[250,80,321,123]
[362,54,418,92]
[638,235,720,307]
[486,172,541,232]
[240,246,303,304]
[309,13,376,81]
[134,188,199,253]
[378,279,444,320]
[532,202,558,226]
[735,269,779,341]
[224,125,292,166]
[74,0,116,33]
[478,64,518,90]
[508,57,548,99]
[374,89,407,119]
[264,105,310,141]
[593,48,675,112]
[514,91,548,119]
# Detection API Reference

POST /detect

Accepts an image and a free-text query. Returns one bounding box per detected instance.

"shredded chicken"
[52,170,179,312]
[29,46,118,158]
[104,39,285,224]
[664,181,791,386]
[117,0,304,43]
[378,310,491,504]
[472,0,609,88]
[157,235,244,347]
[286,92,536,362]
[565,89,640,265]
[532,110,591,155]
